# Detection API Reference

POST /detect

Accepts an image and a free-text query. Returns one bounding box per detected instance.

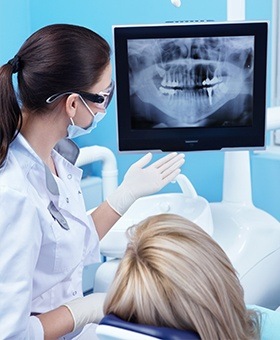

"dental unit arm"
[209,1,280,310]
[209,106,280,310]
[76,145,118,199]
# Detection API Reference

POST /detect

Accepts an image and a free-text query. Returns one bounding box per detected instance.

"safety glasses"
[46,80,115,109]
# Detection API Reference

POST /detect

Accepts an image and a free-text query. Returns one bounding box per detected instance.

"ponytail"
[0,59,22,167]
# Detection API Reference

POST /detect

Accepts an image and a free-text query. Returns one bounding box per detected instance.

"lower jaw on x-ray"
[128,36,254,128]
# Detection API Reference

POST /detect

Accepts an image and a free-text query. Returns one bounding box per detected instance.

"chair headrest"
[99,314,200,340]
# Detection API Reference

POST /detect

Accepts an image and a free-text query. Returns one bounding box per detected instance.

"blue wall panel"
[0,0,31,64]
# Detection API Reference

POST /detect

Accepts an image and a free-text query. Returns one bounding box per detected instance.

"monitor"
[113,21,267,152]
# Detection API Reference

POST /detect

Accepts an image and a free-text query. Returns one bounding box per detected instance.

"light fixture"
[170,0,181,7]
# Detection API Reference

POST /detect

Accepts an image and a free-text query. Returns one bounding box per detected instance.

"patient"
[103,213,261,340]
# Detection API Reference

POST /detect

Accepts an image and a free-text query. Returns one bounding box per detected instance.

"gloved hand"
[63,293,106,331]
[107,152,185,216]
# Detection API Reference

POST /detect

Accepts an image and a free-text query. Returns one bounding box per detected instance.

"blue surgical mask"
[67,96,106,139]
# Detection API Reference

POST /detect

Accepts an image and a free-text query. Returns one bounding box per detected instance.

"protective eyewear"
[46,80,115,109]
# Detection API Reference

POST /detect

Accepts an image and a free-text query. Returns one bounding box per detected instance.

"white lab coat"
[0,134,100,339]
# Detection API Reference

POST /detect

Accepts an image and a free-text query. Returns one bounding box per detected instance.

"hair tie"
[7,55,21,74]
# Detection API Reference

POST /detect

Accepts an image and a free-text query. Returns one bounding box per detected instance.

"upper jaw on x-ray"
[128,36,254,127]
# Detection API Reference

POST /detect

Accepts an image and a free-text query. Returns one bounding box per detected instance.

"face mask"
[67,96,106,139]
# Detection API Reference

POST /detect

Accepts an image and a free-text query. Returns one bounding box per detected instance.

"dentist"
[0,24,185,339]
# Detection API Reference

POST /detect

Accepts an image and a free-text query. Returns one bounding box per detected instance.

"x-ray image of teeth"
[128,36,254,128]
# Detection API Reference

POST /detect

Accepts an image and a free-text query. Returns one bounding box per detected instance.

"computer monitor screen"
[113,21,267,152]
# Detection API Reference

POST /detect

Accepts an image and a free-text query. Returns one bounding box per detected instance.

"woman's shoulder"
[0,151,42,232]
[0,149,30,194]
[0,133,45,192]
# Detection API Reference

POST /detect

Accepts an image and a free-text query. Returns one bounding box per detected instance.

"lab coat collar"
[13,134,80,166]
[10,133,89,231]
[13,133,45,166]
[44,164,59,196]
[44,138,81,196]
[54,138,80,165]
[13,134,81,197]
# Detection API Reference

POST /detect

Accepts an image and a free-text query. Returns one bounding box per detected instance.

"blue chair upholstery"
[96,313,201,340]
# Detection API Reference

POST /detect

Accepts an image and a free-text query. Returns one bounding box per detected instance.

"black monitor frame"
[113,21,268,152]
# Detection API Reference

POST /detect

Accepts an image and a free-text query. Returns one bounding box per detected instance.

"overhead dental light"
[171,0,181,7]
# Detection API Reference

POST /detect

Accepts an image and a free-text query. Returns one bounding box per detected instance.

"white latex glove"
[107,152,185,216]
[63,293,106,331]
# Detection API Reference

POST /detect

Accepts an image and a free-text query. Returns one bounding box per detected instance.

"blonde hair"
[104,213,260,340]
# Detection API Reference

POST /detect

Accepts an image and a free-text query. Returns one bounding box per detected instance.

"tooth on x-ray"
[128,36,254,126]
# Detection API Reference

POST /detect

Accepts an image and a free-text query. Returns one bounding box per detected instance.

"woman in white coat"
[0,24,185,339]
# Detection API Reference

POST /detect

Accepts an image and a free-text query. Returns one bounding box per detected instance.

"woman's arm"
[91,152,185,239]
[0,188,43,339]
[37,293,106,339]
[36,307,74,340]
[91,200,120,240]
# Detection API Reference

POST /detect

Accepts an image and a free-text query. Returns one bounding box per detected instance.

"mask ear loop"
[69,95,86,126]
[79,95,95,117]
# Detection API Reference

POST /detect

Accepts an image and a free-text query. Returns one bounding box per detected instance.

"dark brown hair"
[0,23,110,167]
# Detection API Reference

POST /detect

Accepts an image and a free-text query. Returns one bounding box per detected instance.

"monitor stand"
[209,0,280,310]
[210,150,280,309]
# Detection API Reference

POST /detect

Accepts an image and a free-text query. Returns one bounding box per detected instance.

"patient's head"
[104,213,260,340]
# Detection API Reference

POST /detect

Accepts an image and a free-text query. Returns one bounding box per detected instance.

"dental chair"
[96,314,200,340]
[78,144,280,311]
[94,173,214,292]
